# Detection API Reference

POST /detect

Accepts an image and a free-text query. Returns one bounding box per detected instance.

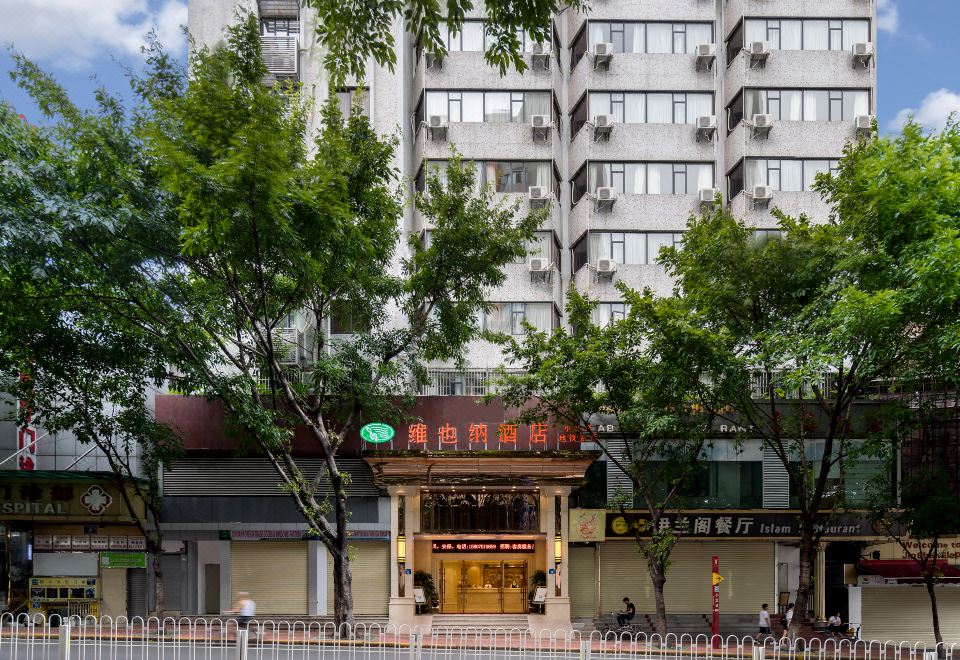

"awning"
[859,559,960,583]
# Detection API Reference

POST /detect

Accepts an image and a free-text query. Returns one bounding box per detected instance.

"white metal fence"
[0,616,955,660]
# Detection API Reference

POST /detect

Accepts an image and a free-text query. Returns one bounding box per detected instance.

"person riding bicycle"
[617,597,636,628]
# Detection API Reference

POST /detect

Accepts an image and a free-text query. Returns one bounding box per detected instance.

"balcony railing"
[419,368,525,397]
[261,36,299,77]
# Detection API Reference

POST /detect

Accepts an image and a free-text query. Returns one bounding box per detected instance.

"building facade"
[180,0,885,635]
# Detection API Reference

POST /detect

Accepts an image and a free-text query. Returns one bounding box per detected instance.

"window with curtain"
[745,19,870,51]
[483,303,553,334]
[591,303,627,327]
[514,232,554,264]
[587,232,683,266]
[745,159,840,192]
[586,21,712,54]
[742,89,870,122]
[588,162,713,195]
[480,161,550,193]
[588,92,711,124]
[426,91,551,124]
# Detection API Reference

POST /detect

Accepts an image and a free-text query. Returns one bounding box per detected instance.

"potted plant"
[414,570,437,612]
[528,569,547,612]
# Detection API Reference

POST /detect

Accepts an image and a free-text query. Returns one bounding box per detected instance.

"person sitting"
[617,597,636,628]
[827,612,845,637]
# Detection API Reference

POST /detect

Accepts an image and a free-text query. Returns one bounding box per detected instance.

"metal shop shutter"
[231,541,308,615]
[861,586,960,644]
[127,568,148,617]
[160,554,183,612]
[569,546,597,618]
[600,541,774,615]
[326,543,390,615]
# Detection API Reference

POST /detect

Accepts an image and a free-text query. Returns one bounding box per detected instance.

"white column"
[387,485,417,628]
[540,492,557,594]
[404,491,420,596]
[559,494,570,596]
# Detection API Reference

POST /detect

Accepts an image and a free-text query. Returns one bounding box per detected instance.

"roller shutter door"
[861,587,960,644]
[600,542,773,614]
[326,543,389,615]
[127,568,148,617]
[160,554,183,612]
[231,541,307,615]
[569,546,597,618]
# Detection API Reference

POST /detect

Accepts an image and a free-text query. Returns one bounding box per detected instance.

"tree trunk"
[152,551,165,617]
[331,536,355,633]
[790,532,814,639]
[647,557,668,637]
[925,576,944,649]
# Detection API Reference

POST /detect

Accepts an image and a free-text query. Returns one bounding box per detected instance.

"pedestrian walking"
[756,603,772,640]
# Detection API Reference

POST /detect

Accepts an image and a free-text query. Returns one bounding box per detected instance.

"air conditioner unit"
[595,186,617,211]
[528,186,550,209]
[748,41,770,68]
[531,114,550,128]
[531,114,552,142]
[274,328,303,365]
[529,257,550,273]
[852,42,874,68]
[531,43,551,70]
[596,258,618,275]
[699,188,719,205]
[592,42,614,70]
[748,184,773,209]
[696,115,717,142]
[426,114,448,141]
[749,113,773,139]
[592,114,615,142]
[855,114,876,138]
[425,52,443,70]
[695,43,716,71]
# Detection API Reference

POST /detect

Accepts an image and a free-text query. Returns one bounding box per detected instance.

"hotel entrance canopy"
[362,451,600,488]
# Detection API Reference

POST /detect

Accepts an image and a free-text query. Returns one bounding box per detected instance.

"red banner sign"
[431,540,536,553]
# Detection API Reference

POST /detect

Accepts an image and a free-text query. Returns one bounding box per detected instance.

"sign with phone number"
[431,540,536,553]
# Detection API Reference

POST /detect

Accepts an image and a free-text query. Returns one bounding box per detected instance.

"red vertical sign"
[711,555,720,647]
[17,373,36,471]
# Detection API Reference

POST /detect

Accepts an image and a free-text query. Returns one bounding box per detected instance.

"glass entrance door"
[438,560,528,613]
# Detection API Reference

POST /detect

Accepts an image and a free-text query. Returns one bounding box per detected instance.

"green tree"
[869,462,960,648]
[0,17,541,627]
[0,102,182,615]
[304,0,587,83]
[655,121,960,637]
[496,287,737,636]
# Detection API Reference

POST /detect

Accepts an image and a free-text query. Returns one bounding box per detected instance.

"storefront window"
[7,525,32,611]
[421,492,539,533]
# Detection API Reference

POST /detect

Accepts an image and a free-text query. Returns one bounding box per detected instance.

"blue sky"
[1,0,958,132]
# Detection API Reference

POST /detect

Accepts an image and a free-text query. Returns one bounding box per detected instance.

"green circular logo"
[360,423,395,444]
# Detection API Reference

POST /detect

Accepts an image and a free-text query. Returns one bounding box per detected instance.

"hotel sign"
[606,511,884,540]
[431,540,536,553]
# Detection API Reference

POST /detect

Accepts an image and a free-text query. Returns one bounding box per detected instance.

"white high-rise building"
[171,0,881,633]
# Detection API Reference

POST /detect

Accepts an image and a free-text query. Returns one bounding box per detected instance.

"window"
[329,300,369,334]
[743,19,869,51]
[417,160,551,194]
[642,440,763,509]
[584,231,684,269]
[425,91,550,124]
[481,303,555,335]
[586,92,713,127]
[335,88,370,118]
[725,20,744,64]
[587,162,714,196]
[744,158,840,192]
[439,21,542,53]
[592,302,626,327]
[261,19,298,36]
[584,21,713,60]
[513,232,555,264]
[735,89,870,124]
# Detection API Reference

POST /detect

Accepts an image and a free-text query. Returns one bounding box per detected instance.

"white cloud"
[0,0,187,71]
[890,89,960,132]
[877,0,900,34]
